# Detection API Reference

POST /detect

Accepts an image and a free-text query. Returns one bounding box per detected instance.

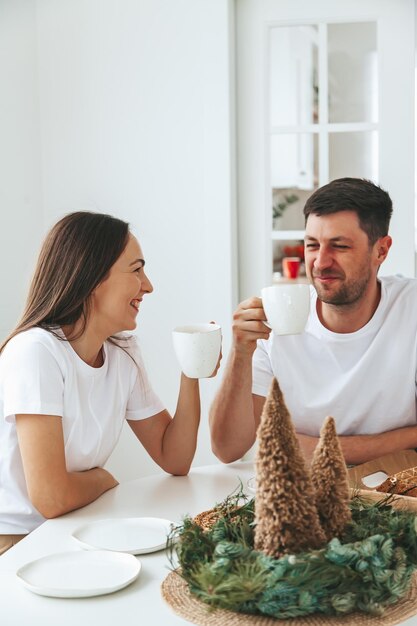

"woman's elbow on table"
[26,467,118,519]
[27,485,70,519]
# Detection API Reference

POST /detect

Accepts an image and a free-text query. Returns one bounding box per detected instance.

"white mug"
[172,324,221,378]
[261,284,310,335]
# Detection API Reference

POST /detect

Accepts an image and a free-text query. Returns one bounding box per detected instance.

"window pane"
[271,133,318,190]
[328,22,378,124]
[272,188,312,231]
[329,131,378,181]
[270,25,318,127]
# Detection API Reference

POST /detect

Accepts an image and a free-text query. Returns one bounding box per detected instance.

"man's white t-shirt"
[0,327,164,534]
[253,276,417,436]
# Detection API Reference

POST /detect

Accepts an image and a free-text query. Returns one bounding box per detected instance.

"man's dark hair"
[303,178,393,245]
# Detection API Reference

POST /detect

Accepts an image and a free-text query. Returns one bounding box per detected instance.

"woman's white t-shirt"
[0,328,164,534]
[253,276,417,436]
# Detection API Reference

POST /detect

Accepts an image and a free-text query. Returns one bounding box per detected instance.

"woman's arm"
[128,374,200,476]
[16,414,118,518]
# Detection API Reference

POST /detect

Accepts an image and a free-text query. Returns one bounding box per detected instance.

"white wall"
[0,1,43,340]
[0,0,236,480]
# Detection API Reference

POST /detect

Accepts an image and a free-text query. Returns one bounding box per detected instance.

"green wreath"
[169,491,417,619]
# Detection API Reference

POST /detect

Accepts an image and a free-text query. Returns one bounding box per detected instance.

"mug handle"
[260,297,271,329]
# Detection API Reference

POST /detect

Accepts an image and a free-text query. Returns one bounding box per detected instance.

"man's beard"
[312,266,372,306]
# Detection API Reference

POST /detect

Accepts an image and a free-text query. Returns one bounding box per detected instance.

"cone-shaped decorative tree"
[254,378,326,557]
[310,416,352,540]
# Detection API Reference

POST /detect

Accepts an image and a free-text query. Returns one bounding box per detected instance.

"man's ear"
[375,235,392,263]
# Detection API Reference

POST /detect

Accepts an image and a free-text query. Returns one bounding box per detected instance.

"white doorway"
[236,0,415,299]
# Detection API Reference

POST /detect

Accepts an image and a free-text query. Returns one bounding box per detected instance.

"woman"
[0,211,214,554]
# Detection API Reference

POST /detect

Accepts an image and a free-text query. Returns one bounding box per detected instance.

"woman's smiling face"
[90,234,153,336]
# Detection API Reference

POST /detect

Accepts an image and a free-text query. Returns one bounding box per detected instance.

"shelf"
[270,122,378,134]
[271,230,305,241]
[272,276,310,285]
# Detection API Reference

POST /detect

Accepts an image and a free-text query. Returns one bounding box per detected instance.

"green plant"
[170,493,417,619]
[272,193,299,220]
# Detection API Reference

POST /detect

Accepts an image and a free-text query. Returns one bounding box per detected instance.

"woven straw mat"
[161,571,417,626]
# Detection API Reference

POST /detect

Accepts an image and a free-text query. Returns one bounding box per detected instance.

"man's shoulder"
[380,276,417,316]
[380,275,417,295]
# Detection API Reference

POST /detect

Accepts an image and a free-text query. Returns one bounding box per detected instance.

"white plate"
[72,517,174,555]
[16,550,141,598]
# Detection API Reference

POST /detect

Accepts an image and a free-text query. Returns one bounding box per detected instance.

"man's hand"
[233,297,271,355]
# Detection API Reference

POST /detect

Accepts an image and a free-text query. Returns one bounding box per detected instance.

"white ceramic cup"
[261,284,310,335]
[172,323,221,378]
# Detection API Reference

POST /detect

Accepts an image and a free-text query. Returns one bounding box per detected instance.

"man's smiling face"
[304,210,380,306]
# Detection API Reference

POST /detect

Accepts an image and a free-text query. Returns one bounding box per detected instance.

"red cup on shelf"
[282,256,301,279]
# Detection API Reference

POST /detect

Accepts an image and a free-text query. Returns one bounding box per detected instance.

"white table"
[2,461,417,626]
[0,462,254,626]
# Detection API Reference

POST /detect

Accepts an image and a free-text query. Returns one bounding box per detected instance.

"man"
[209,177,417,465]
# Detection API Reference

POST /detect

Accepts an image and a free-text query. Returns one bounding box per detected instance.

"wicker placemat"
[161,570,417,626]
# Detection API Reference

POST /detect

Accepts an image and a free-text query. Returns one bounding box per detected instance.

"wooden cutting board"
[348,449,417,512]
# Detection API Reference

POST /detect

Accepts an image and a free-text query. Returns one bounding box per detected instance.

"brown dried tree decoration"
[254,378,326,558]
[310,416,351,541]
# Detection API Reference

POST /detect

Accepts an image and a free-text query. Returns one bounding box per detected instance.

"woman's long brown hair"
[0,211,130,353]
